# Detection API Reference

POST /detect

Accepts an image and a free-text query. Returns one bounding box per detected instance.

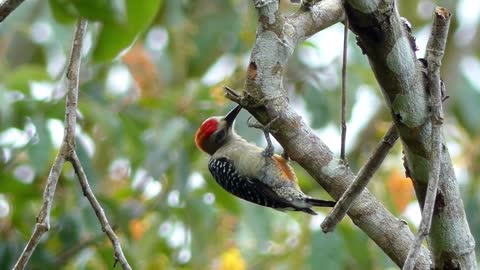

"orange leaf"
[387,169,414,213]
[129,219,146,240]
[122,43,163,98]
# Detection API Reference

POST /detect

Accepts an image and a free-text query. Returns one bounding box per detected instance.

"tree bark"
[226,0,432,268]
[342,0,477,268]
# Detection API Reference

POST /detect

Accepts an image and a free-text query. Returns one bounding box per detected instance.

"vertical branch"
[403,7,451,270]
[63,20,86,147]
[340,16,348,161]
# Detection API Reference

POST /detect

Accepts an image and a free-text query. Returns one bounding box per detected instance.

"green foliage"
[93,0,164,61]
[0,0,479,269]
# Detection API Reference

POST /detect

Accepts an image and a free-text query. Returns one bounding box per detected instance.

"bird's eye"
[214,130,226,143]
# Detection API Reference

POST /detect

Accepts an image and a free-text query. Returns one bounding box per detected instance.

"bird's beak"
[224,105,242,128]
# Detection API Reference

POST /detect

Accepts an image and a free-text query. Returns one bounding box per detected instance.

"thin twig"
[322,123,399,232]
[11,19,87,270]
[70,151,132,270]
[0,0,25,22]
[13,19,132,270]
[403,7,451,270]
[340,16,348,161]
[12,153,66,270]
[64,19,86,147]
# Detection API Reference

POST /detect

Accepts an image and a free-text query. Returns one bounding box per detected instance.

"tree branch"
[340,16,348,161]
[12,153,66,270]
[70,151,132,270]
[226,1,431,268]
[403,7,452,270]
[12,19,132,270]
[321,123,399,232]
[0,0,25,22]
[342,0,476,267]
[288,0,344,42]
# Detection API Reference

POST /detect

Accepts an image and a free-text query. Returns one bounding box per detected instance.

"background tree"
[0,0,478,269]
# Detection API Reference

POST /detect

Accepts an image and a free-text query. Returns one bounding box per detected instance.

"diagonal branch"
[288,0,344,42]
[12,19,132,270]
[70,151,132,270]
[0,0,25,22]
[403,7,451,270]
[12,153,65,270]
[321,123,399,232]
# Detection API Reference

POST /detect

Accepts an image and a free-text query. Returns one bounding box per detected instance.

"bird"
[194,104,335,215]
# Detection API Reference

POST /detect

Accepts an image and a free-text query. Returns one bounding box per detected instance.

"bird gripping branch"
[195,105,335,215]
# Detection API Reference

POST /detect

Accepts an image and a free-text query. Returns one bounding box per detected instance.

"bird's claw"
[247,116,279,133]
[247,116,280,158]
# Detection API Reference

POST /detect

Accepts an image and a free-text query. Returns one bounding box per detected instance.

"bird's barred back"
[208,157,293,210]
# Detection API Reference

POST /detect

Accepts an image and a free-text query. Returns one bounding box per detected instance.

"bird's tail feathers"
[299,208,318,215]
[305,198,336,207]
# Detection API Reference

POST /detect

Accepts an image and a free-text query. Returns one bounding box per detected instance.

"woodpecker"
[195,105,335,215]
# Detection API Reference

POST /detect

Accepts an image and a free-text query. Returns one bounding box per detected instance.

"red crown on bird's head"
[195,118,219,153]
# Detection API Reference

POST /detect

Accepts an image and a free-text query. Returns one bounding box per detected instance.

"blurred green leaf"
[452,77,480,135]
[58,214,82,249]
[338,224,373,269]
[49,0,126,24]
[75,137,100,188]
[48,0,76,24]
[3,65,51,93]
[186,0,240,76]
[27,117,53,176]
[300,40,320,49]
[303,86,331,129]
[71,0,125,24]
[92,0,163,61]
[309,231,346,269]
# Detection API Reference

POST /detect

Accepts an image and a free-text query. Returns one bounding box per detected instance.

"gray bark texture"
[227,0,434,268]
[343,0,477,268]
[228,0,478,268]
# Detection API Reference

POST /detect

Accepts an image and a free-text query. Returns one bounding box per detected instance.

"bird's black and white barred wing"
[208,157,296,210]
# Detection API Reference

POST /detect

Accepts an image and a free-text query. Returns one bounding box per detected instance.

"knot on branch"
[223,86,286,111]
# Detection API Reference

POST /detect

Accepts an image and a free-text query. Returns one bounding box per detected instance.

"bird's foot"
[247,116,280,157]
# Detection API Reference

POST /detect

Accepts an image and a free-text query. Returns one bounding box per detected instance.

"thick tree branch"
[12,19,132,270]
[0,0,25,22]
[288,0,344,42]
[227,1,431,268]
[342,0,476,268]
[322,123,399,232]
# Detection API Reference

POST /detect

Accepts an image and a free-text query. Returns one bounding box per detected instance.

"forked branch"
[12,19,132,270]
